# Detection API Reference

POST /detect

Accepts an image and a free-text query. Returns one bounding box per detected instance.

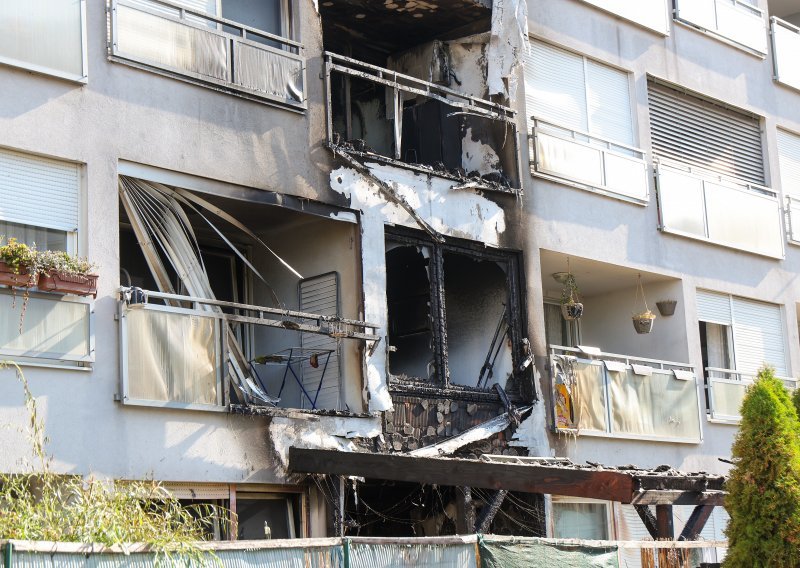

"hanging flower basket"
[561,300,584,321]
[38,271,98,297]
[0,260,36,288]
[632,309,656,334]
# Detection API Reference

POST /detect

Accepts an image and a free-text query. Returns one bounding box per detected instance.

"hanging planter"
[632,274,656,335]
[559,271,583,321]
[656,300,677,317]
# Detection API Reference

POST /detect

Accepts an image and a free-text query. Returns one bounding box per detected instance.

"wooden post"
[455,487,475,534]
[655,504,674,539]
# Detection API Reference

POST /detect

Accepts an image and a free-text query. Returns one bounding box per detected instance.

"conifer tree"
[724,367,800,567]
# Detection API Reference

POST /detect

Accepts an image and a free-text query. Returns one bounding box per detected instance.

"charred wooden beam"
[656,505,674,539]
[630,490,725,507]
[455,487,475,534]
[634,505,658,539]
[476,490,507,533]
[289,448,635,502]
[678,505,715,541]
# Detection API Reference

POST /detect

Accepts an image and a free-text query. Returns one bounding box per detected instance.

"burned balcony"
[118,175,375,413]
[324,53,521,193]
[108,0,305,110]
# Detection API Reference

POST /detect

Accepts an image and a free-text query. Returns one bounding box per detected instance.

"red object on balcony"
[0,261,36,288]
[37,271,98,297]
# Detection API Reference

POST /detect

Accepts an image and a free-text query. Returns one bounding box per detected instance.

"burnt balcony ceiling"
[321,0,492,62]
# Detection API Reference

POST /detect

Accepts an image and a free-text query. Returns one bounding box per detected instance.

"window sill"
[2,359,92,372]
[117,396,228,413]
[0,57,88,85]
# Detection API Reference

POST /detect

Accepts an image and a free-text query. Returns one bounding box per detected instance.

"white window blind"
[648,82,765,185]
[0,148,80,233]
[697,290,787,376]
[299,273,341,410]
[525,41,634,146]
[778,129,800,197]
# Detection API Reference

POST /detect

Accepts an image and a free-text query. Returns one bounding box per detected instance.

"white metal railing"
[0,288,94,364]
[706,367,798,422]
[118,288,377,411]
[786,195,800,243]
[550,346,702,443]
[575,0,670,35]
[675,0,768,54]
[656,160,783,258]
[771,17,800,91]
[531,118,649,202]
[109,0,306,109]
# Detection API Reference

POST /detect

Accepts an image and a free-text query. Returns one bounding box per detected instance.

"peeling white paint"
[269,415,383,471]
[510,401,552,457]
[487,0,529,100]
[462,126,502,176]
[330,162,507,413]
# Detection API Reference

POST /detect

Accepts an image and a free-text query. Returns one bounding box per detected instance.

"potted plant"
[34,250,98,297]
[0,237,37,288]
[632,309,656,334]
[632,274,656,334]
[559,273,583,321]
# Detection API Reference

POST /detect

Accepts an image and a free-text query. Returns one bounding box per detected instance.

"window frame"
[385,227,528,394]
[0,0,89,83]
[546,496,614,540]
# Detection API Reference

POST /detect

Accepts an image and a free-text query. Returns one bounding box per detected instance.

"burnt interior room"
[319,0,492,64]
[385,233,526,394]
[323,479,546,537]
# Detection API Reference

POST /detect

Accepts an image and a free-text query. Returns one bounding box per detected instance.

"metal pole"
[3,542,12,568]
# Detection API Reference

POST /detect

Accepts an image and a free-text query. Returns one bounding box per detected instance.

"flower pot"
[656,300,677,317]
[632,313,655,334]
[38,271,98,297]
[561,301,584,321]
[0,260,36,288]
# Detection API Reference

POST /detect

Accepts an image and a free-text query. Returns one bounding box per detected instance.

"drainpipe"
[3,542,12,568]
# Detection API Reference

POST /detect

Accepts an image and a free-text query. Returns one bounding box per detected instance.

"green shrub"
[0,361,229,565]
[724,367,800,568]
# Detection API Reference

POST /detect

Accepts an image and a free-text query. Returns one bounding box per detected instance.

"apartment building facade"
[0,0,797,558]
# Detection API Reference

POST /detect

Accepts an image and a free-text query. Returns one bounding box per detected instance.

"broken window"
[118,175,377,413]
[385,229,529,396]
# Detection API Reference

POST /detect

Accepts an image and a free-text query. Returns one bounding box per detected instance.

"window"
[778,129,800,242]
[385,230,527,392]
[0,148,89,368]
[543,302,580,349]
[524,41,648,202]
[674,0,768,55]
[0,147,80,253]
[573,0,670,35]
[649,81,782,258]
[550,498,610,540]
[697,290,791,421]
[110,0,305,109]
[0,0,87,82]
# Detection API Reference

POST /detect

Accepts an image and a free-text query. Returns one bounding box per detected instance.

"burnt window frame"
[385,227,529,395]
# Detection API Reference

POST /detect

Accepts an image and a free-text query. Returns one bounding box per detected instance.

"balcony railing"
[531,118,649,203]
[656,160,783,258]
[118,288,378,412]
[675,0,768,54]
[787,195,800,243]
[576,0,670,35]
[550,346,702,443]
[771,17,800,91]
[706,367,798,422]
[0,288,94,365]
[109,0,305,110]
